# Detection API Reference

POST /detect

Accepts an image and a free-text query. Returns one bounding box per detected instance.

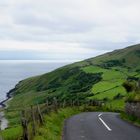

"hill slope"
[6,44,140,119]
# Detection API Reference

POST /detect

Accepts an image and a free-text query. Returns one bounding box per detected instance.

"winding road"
[63,112,140,140]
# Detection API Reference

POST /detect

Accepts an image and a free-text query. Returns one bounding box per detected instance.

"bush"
[68,71,102,93]
[122,81,135,93]
[127,76,139,81]
[113,93,124,100]
[100,59,124,68]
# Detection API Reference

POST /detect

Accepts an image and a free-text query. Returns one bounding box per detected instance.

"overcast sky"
[0,0,140,61]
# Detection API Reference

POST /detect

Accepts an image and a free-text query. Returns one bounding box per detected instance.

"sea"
[0,60,71,103]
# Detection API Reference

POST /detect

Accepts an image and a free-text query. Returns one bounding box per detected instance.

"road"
[63,112,140,140]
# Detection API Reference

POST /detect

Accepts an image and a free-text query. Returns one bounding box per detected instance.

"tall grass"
[121,112,140,126]
[34,107,81,140]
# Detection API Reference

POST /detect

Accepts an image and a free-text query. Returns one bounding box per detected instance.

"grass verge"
[1,126,22,140]
[121,112,140,127]
[33,107,81,140]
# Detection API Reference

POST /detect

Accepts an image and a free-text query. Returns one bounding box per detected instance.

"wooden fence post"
[72,100,74,107]
[0,136,3,140]
[21,110,29,140]
[70,100,73,107]
[63,100,66,108]
[77,99,80,106]
[45,100,49,113]
[53,97,58,112]
[46,100,49,108]
[31,106,36,136]
[37,104,43,125]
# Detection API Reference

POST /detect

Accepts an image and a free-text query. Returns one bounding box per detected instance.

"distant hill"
[7,44,140,113]
[74,43,140,68]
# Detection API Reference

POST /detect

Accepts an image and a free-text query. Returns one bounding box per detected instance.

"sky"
[0,0,140,61]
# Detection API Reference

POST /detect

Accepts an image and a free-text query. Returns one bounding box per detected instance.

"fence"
[1,98,104,140]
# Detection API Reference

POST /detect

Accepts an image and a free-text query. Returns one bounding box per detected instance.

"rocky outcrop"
[125,102,140,118]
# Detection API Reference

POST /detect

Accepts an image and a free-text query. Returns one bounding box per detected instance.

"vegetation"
[122,81,136,93]
[1,44,140,139]
[99,59,125,69]
[123,78,140,102]
[1,126,22,140]
[1,107,82,140]
[121,112,140,127]
[34,107,80,140]
[2,103,116,140]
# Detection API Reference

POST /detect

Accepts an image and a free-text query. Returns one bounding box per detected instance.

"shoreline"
[0,80,21,108]
[0,83,19,130]
[0,88,14,108]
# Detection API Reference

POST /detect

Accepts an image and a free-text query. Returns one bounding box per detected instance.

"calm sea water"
[0,60,70,103]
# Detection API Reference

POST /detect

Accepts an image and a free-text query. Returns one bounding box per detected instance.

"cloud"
[0,0,140,60]
[0,40,107,60]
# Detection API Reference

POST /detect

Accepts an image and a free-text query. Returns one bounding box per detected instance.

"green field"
[82,65,128,80]
[91,80,124,93]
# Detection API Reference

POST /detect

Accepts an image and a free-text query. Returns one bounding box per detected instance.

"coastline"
[0,80,21,108]
[0,83,18,130]
[0,88,15,108]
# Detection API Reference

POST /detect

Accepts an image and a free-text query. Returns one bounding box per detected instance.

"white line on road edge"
[98,114,112,131]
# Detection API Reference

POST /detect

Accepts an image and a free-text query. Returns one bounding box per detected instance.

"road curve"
[63,112,140,140]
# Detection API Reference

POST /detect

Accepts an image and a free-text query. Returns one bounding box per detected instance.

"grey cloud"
[0,0,140,60]
[13,9,94,34]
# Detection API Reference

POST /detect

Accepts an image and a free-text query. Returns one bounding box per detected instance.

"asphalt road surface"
[63,112,140,140]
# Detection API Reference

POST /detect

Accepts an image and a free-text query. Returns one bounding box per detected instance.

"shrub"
[100,59,124,68]
[113,93,124,100]
[122,81,135,93]
[68,71,102,93]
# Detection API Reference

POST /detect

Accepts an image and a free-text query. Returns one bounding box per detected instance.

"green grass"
[2,108,81,140]
[112,67,138,76]
[91,86,126,100]
[5,91,48,126]
[8,91,47,109]
[121,112,140,126]
[136,73,140,78]
[33,106,112,140]
[106,99,125,110]
[2,106,111,140]
[34,107,81,140]
[82,65,140,111]
[82,66,108,73]
[102,69,126,80]
[82,66,127,80]
[92,80,124,94]
[1,126,22,140]
[85,44,140,69]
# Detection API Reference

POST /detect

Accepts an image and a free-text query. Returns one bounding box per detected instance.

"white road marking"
[98,113,102,117]
[80,135,86,139]
[98,113,112,131]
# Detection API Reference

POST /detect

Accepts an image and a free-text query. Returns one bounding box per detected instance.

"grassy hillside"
[85,44,140,68]
[5,44,140,126]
